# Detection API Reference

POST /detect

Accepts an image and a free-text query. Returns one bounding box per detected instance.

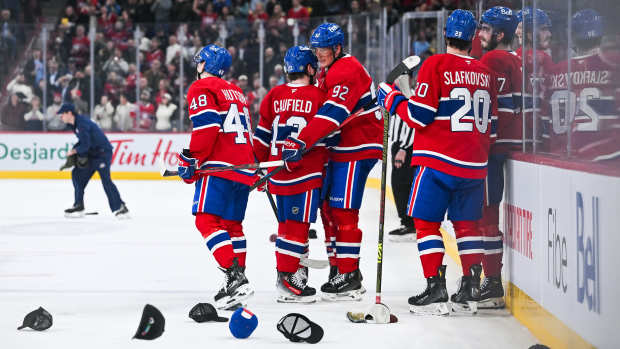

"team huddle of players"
[175,6,616,315]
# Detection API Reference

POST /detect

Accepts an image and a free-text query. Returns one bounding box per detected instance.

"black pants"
[390,143,416,228]
[72,152,124,212]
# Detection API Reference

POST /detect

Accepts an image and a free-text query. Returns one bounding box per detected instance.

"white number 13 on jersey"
[449,88,491,133]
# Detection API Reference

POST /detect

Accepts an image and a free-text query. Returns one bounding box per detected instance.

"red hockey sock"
[332,208,362,274]
[221,218,246,267]
[195,213,234,269]
[482,225,504,277]
[453,220,483,276]
[276,220,310,273]
[479,204,503,276]
[414,218,444,278]
[320,201,337,266]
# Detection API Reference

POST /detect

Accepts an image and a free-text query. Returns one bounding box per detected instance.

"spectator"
[262,46,277,87]
[228,45,247,78]
[154,79,171,106]
[104,71,124,103]
[114,93,137,131]
[155,93,177,131]
[273,64,285,85]
[46,92,66,130]
[24,49,45,86]
[71,25,90,67]
[268,75,278,89]
[137,90,155,130]
[1,93,27,130]
[194,0,218,28]
[7,71,34,103]
[146,37,164,66]
[184,34,203,60]
[71,89,89,115]
[1,9,17,58]
[248,1,268,22]
[103,47,130,76]
[145,60,166,91]
[165,35,182,65]
[93,95,115,131]
[23,96,45,131]
[151,0,173,23]
[287,0,309,33]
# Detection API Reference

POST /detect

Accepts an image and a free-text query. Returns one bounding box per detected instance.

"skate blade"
[478,297,505,309]
[451,301,478,315]
[388,234,416,242]
[65,211,85,218]
[215,284,255,310]
[409,302,450,316]
[321,287,366,302]
[276,294,318,304]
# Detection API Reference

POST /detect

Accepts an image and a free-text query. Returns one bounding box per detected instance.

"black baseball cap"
[133,304,165,340]
[277,313,324,344]
[17,307,53,331]
[189,303,228,323]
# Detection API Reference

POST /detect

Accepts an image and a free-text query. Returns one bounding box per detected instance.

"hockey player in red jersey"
[253,46,327,303]
[477,6,521,309]
[178,44,256,310]
[542,9,619,162]
[377,9,498,315]
[516,8,555,149]
[281,22,383,301]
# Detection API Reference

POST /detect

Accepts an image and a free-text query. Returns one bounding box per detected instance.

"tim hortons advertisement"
[504,159,620,348]
[0,133,189,172]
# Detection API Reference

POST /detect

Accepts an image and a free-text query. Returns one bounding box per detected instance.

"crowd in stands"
[1,0,477,132]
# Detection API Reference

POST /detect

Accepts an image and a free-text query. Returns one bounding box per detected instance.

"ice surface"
[0,179,537,348]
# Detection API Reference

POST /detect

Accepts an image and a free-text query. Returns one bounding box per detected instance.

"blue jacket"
[72,114,113,158]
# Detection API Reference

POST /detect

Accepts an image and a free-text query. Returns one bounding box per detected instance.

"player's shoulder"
[327,55,368,83]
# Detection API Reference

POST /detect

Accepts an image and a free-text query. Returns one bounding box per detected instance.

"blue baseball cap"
[57,103,76,115]
[229,308,258,339]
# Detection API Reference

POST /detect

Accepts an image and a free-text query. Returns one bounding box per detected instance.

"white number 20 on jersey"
[449,88,491,133]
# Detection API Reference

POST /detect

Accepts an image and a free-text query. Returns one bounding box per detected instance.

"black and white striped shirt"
[389,114,414,149]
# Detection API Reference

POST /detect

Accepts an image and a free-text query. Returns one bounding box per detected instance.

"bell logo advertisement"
[575,192,600,314]
[0,133,189,172]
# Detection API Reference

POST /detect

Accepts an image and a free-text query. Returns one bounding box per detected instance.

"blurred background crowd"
[0,0,479,133]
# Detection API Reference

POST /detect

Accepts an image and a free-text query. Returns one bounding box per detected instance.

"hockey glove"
[59,154,77,171]
[76,156,89,168]
[281,137,306,172]
[377,82,407,115]
[177,151,198,183]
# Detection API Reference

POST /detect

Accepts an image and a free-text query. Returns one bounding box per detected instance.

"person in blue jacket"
[58,103,129,218]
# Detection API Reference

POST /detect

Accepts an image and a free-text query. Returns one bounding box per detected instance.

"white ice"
[0,179,537,348]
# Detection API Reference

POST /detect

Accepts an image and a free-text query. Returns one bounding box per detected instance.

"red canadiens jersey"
[297,55,383,162]
[393,53,498,179]
[542,53,620,162]
[186,77,257,186]
[254,83,328,195]
[481,50,523,153]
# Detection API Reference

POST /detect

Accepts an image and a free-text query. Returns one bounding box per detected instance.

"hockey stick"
[160,158,284,177]
[346,57,419,324]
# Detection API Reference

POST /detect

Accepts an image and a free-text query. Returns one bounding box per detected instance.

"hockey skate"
[321,268,366,301]
[276,267,317,303]
[214,258,254,310]
[388,226,416,242]
[450,264,482,314]
[114,204,130,220]
[64,203,85,218]
[478,276,505,309]
[408,265,450,315]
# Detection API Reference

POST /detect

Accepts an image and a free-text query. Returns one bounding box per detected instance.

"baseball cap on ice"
[277,313,324,344]
[189,303,228,323]
[17,306,53,331]
[133,304,165,340]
